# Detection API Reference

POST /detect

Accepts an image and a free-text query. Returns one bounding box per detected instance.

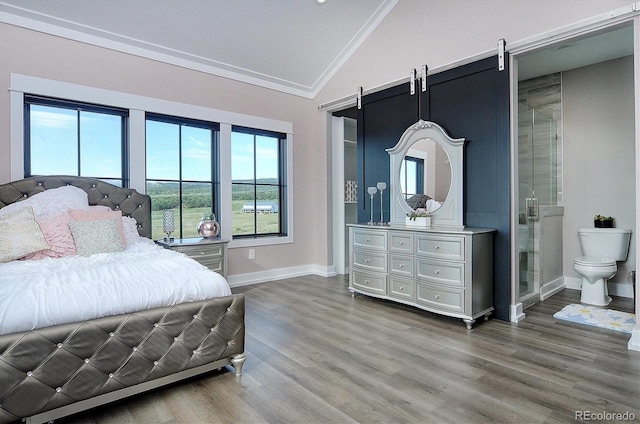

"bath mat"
[553,304,635,334]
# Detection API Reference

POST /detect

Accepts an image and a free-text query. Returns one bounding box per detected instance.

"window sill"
[229,234,293,249]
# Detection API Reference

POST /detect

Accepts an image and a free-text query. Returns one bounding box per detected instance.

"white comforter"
[0,240,231,335]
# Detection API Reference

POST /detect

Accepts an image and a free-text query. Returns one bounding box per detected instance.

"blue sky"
[30,105,121,177]
[30,105,278,182]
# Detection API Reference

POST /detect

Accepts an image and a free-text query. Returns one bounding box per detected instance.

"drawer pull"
[399,264,404,268]
[435,245,440,249]
[399,286,404,291]
[199,251,205,256]
[365,238,370,242]
[434,294,439,299]
[399,241,404,245]
[434,270,440,274]
[364,280,369,285]
[364,259,370,263]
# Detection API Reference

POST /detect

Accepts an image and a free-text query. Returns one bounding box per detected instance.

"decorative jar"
[198,213,220,238]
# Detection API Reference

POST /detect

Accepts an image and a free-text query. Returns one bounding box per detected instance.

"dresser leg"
[463,318,475,330]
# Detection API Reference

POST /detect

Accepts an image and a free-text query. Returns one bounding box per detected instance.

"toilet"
[573,227,632,306]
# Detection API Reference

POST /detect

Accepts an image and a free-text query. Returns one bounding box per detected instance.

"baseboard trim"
[564,276,634,299]
[227,264,336,288]
[610,281,635,298]
[540,277,565,300]
[510,303,525,323]
[564,276,581,291]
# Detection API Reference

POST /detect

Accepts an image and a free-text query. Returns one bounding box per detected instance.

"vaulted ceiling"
[0,0,398,98]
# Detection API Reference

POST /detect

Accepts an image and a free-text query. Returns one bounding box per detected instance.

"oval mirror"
[400,138,451,214]
[387,120,465,228]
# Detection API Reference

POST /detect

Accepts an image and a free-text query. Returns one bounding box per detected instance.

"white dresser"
[348,224,494,329]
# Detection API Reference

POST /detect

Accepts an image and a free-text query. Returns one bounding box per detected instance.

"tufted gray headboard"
[0,175,152,238]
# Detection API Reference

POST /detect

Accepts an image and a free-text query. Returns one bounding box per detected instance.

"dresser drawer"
[416,258,464,287]
[389,276,414,301]
[353,250,387,272]
[389,232,414,254]
[157,238,228,278]
[416,235,464,260]
[196,257,224,274]
[351,270,387,295]
[352,229,387,251]
[416,283,464,313]
[389,254,414,277]
[175,244,224,258]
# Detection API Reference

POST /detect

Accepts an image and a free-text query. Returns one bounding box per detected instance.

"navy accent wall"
[356,56,511,321]
[357,83,418,223]
[424,56,511,321]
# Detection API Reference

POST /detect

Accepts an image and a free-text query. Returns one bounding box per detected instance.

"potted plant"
[406,208,431,227]
[594,214,614,228]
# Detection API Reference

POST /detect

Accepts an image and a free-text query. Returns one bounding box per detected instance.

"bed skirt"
[0,294,245,424]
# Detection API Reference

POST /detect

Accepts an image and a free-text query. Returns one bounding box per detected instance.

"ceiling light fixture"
[315,0,327,5]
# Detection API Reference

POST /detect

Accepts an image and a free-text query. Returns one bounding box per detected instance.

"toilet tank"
[578,228,632,260]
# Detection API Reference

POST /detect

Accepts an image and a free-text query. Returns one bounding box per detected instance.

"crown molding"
[0,0,398,99]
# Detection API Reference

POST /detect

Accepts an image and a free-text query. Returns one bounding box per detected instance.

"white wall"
[563,56,636,288]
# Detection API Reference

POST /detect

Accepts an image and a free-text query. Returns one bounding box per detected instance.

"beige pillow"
[69,218,125,256]
[0,206,51,263]
[68,209,126,245]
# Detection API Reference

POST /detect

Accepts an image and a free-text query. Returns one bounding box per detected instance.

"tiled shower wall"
[518,73,563,208]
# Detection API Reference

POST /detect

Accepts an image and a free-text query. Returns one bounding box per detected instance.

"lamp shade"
[162,209,175,234]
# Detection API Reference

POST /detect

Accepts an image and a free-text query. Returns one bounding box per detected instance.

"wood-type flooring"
[58,275,639,424]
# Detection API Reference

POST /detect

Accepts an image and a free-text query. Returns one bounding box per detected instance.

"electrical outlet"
[248,249,255,260]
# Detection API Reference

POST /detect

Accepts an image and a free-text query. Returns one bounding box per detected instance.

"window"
[14,75,293,248]
[146,114,219,240]
[401,156,424,199]
[231,127,287,238]
[24,96,128,186]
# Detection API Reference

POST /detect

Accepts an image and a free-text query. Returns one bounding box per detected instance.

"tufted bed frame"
[0,176,246,424]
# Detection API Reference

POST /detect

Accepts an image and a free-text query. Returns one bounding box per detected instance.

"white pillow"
[122,216,142,246]
[0,206,51,263]
[0,186,89,218]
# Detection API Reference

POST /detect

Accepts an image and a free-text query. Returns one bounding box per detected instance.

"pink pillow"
[87,205,113,212]
[68,209,126,245]
[23,213,77,260]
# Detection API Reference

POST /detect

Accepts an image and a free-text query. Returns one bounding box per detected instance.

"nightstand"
[157,237,229,279]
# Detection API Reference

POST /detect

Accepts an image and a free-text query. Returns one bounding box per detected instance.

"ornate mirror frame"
[386,120,465,228]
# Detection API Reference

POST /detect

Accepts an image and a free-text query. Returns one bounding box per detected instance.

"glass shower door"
[518,103,557,300]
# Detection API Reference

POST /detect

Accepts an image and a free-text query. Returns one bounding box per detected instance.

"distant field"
[151,201,279,240]
[148,181,279,240]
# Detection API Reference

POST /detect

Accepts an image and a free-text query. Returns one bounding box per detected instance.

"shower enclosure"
[518,103,561,304]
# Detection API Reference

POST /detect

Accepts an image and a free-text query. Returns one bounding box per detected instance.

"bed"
[0,176,245,424]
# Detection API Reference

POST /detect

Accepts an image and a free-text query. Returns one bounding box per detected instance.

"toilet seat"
[574,256,616,267]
